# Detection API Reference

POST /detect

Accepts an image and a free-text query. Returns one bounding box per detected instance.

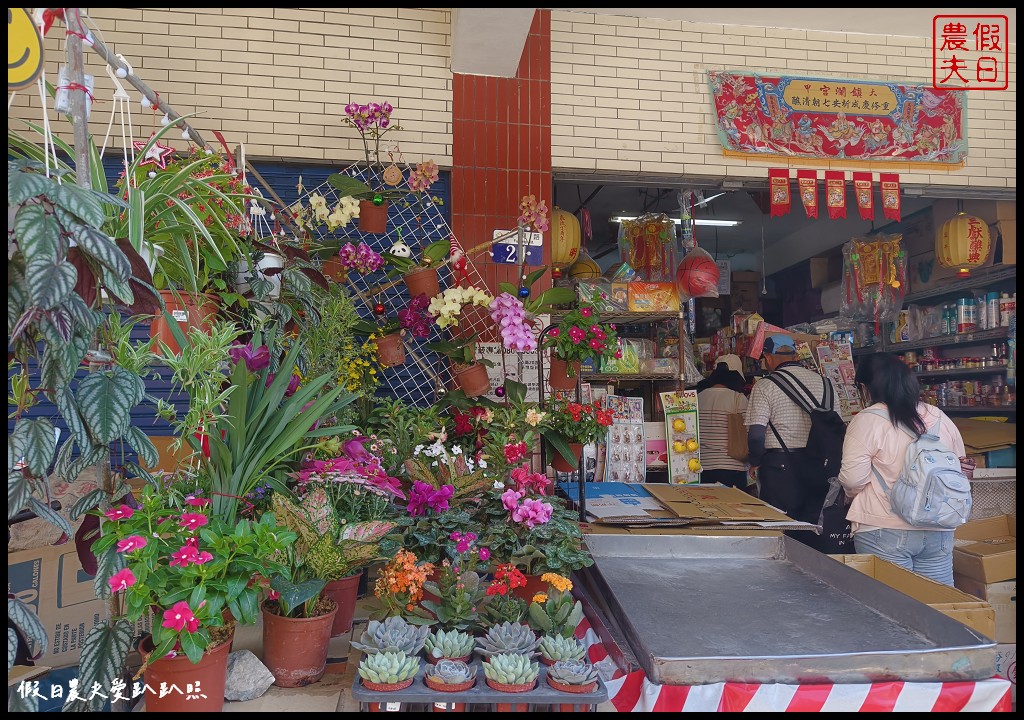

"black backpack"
[765,369,847,480]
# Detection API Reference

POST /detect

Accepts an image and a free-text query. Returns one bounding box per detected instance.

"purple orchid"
[229,342,270,372]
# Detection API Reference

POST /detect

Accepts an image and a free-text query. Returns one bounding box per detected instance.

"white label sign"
[171,309,189,322]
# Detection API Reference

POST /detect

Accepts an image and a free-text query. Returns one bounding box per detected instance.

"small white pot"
[234,252,285,298]
[139,242,164,275]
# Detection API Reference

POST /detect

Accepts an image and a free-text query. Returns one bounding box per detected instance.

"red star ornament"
[133,138,175,170]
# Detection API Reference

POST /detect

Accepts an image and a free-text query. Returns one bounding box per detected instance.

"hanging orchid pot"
[359,199,389,234]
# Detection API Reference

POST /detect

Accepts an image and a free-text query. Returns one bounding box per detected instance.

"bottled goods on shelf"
[920,376,1014,410]
[897,344,1009,373]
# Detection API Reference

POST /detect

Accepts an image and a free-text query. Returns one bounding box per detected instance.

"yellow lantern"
[551,207,581,272]
[938,212,991,278]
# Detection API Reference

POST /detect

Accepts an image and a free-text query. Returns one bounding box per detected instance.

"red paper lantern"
[675,251,720,300]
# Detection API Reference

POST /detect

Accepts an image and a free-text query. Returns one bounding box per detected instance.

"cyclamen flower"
[162,601,200,633]
[178,513,209,531]
[116,535,147,553]
[108,568,136,592]
[503,441,529,465]
[104,505,134,522]
[501,488,522,511]
[512,497,554,529]
[407,481,455,516]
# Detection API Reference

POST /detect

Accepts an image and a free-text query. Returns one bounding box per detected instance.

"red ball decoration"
[675,250,721,300]
[551,268,563,279]
[373,303,386,315]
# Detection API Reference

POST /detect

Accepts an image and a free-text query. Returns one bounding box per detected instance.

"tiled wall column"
[452,10,552,300]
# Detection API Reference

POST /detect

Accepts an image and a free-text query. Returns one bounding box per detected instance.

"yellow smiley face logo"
[9,8,44,90]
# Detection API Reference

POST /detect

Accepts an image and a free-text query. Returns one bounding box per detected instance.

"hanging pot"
[149,289,218,356]
[139,630,233,713]
[403,266,441,300]
[323,570,363,637]
[261,599,338,687]
[548,356,581,390]
[359,200,389,234]
[234,252,285,298]
[550,443,583,474]
[453,362,490,398]
[321,255,348,283]
[375,332,406,368]
[139,242,164,275]
[448,304,492,341]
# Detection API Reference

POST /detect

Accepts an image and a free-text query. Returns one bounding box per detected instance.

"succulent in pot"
[547,659,599,693]
[358,651,421,692]
[352,616,431,656]
[482,653,540,692]
[475,621,540,658]
[424,628,475,663]
[423,659,477,692]
[539,635,587,665]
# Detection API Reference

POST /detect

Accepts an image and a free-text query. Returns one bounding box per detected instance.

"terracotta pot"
[449,303,492,341]
[495,702,530,712]
[363,678,415,692]
[323,571,362,637]
[375,332,406,368]
[358,200,389,234]
[548,677,598,694]
[548,356,581,390]
[424,675,475,693]
[453,362,490,398]
[321,255,348,283]
[558,703,592,712]
[261,600,338,687]
[551,443,583,474]
[540,655,558,666]
[403,266,441,300]
[149,289,218,356]
[486,678,537,694]
[425,653,471,666]
[140,631,232,713]
[512,573,551,603]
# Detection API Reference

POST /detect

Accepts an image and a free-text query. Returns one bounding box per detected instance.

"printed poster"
[660,390,701,485]
[604,395,646,484]
[816,341,862,421]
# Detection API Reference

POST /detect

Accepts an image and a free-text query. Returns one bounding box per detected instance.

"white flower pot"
[234,252,285,298]
[139,242,164,275]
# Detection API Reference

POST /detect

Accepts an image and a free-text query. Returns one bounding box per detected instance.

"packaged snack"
[628,282,680,312]
[574,279,619,310]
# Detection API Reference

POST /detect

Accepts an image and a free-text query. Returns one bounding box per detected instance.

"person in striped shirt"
[696,354,753,494]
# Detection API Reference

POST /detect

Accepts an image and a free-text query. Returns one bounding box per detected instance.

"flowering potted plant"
[426,335,496,398]
[373,548,436,619]
[542,397,614,472]
[92,486,294,712]
[407,531,492,633]
[429,285,493,340]
[541,296,620,389]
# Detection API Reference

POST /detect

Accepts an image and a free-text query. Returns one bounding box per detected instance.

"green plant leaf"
[14,203,59,262]
[544,435,579,467]
[8,162,54,205]
[30,498,73,539]
[76,367,144,445]
[8,627,17,672]
[8,471,32,520]
[326,173,373,198]
[125,425,159,469]
[269,576,326,617]
[93,546,125,601]
[21,417,56,477]
[498,282,517,296]
[49,182,106,229]
[56,386,93,452]
[70,488,109,521]
[70,619,133,712]
[72,224,132,282]
[524,266,548,288]
[8,597,46,658]
[504,380,528,405]
[25,257,77,310]
[180,630,205,665]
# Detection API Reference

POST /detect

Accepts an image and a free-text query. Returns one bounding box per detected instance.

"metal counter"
[583,534,997,685]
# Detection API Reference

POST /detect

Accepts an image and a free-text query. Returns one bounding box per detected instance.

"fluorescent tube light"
[611,216,742,227]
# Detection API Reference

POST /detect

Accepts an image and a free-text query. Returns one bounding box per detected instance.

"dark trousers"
[759,450,832,550]
[701,469,756,496]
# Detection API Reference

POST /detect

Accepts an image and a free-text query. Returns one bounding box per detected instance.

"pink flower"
[108,568,136,592]
[548,328,560,337]
[615,350,623,359]
[456,539,471,553]
[589,339,602,350]
[501,488,522,511]
[195,551,214,565]
[116,535,147,553]
[104,505,134,522]
[170,545,200,567]
[512,498,554,529]
[478,547,491,562]
[162,601,200,633]
[178,512,209,531]
[185,496,210,507]
[503,441,529,465]
[580,308,592,318]
[268,589,281,601]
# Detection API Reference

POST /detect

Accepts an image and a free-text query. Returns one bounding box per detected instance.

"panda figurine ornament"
[389,241,412,259]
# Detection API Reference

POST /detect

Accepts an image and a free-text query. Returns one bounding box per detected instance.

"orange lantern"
[937,212,991,278]
[550,207,581,273]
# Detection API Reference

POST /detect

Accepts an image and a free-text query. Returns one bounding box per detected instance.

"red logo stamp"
[933,15,1009,90]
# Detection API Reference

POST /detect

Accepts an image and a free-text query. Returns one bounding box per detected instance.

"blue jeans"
[853,528,955,586]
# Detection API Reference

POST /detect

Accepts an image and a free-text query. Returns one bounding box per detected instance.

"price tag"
[171,309,189,322]
[384,702,402,712]
[492,229,543,266]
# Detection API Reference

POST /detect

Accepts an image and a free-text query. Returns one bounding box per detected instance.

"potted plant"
[383,235,452,300]
[428,285,493,341]
[529,573,585,640]
[423,628,476,665]
[538,635,587,667]
[423,659,477,692]
[357,651,421,692]
[482,652,540,693]
[547,660,600,694]
[91,485,294,712]
[352,615,431,656]
[475,622,541,659]
[481,587,529,629]
[540,297,621,390]
[541,397,615,473]
[426,335,496,398]
[353,291,436,370]
[407,531,491,633]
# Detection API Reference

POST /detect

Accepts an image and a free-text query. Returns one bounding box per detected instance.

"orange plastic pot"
[323,571,362,637]
[375,332,406,368]
[358,200,389,234]
[453,362,490,398]
[261,600,338,687]
[511,573,551,603]
[140,631,232,713]
[548,356,581,390]
[149,290,217,356]
[403,266,441,300]
[550,443,583,474]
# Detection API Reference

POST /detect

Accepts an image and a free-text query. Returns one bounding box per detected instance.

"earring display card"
[604,395,646,484]
[661,390,701,484]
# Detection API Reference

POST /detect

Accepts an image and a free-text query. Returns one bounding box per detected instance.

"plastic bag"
[675,246,720,301]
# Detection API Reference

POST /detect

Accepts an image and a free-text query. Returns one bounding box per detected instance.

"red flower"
[453,410,473,436]
[108,568,136,592]
[178,512,209,531]
[104,505,134,522]
[162,601,200,633]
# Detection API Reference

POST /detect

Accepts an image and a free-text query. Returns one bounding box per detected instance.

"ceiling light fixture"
[611,215,742,227]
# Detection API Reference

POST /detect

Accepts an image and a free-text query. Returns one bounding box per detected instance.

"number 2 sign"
[492,229,543,266]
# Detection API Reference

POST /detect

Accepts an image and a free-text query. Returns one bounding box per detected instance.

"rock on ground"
[224,650,276,702]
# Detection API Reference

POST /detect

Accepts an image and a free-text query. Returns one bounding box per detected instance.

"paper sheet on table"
[585,497,657,519]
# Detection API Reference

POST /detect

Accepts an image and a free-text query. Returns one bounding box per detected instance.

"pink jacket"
[838,403,966,532]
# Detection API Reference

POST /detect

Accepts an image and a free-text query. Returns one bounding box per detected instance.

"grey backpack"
[864,408,972,529]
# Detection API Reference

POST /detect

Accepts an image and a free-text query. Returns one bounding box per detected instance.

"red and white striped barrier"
[575,619,1013,712]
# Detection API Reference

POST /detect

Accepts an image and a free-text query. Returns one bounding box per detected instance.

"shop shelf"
[937,404,1016,414]
[548,310,681,325]
[582,373,679,381]
[886,326,1009,353]
[901,266,1017,305]
[914,366,1008,379]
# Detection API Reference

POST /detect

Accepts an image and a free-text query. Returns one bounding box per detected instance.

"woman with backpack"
[838,353,974,586]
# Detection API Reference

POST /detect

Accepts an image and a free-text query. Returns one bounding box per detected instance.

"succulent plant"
[352,616,431,656]
[475,621,541,657]
[539,634,586,663]
[358,651,421,685]
[424,659,477,686]
[483,653,540,686]
[425,628,475,660]
[548,660,598,687]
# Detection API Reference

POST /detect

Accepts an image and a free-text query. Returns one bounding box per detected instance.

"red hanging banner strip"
[879,173,901,222]
[796,170,819,219]
[852,172,874,221]
[768,168,791,217]
[825,171,847,220]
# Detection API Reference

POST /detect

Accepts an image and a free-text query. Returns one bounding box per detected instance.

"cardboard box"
[834,554,996,640]
[8,544,151,668]
[627,282,679,312]
[998,218,1016,265]
[995,643,1016,703]
[953,514,1016,584]
[954,577,1016,643]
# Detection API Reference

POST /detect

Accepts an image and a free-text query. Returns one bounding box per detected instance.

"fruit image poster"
[661,390,700,484]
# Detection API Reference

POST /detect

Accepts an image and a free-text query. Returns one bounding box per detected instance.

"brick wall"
[549,10,1017,189]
